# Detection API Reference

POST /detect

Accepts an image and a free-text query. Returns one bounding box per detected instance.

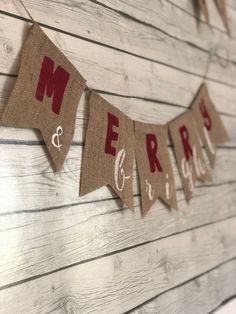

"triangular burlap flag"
[215,0,231,35]
[169,111,211,202]
[198,0,210,23]
[191,83,230,166]
[1,23,86,171]
[135,122,177,216]
[80,92,135,208]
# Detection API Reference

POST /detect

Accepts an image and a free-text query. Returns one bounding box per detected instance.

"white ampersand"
[114,149,131,191]
[52,125,63,151]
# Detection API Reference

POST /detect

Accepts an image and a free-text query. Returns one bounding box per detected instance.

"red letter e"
[105,112,119,156]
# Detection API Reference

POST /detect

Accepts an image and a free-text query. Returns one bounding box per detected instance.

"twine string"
[203,48,214,81]
[203,46,229,81]
[18,1,230,93]
[214,47,229,69]
[19,0,34,22]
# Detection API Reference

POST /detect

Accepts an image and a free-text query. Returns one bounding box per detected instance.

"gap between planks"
[0,8,235,90]
[0,216,236,314]
[1,206,236,292]
[125,257,236,314]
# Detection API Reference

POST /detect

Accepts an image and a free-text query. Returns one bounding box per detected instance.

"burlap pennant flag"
[1,23,86,171]
[191,83,230,166]
[135,122,177,216]
[215,0,231,35]
[198,0,210,23]
[80,92,135,208]
[169,111,211,202]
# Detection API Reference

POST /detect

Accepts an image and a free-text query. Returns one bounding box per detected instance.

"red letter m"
[35,56,70,115]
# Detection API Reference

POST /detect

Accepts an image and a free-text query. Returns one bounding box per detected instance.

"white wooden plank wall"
[0,0,235,313]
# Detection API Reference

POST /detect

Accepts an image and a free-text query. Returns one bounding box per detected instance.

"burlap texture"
[1,23,86,171]
[169,110,211,202]
[135,121,177,216]
[80,92,135,209]
[191,83,230,166]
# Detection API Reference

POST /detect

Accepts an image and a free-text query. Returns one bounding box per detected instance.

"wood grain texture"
[96,0,232,38]
[166,0,236,36]
[0,182,235,288]
[0,218,236,313]
[0,1,236,89]
[0,145,235,214]
[129,259,236,314]
[0,1,235,313]
[1,0,236,84]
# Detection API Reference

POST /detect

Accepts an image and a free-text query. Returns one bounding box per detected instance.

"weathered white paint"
[0,218,236,313]
[130,260,236,314]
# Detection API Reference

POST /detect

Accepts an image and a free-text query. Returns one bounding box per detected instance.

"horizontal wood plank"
[93,0,236,62]
[129,258,236,314]
[167,0,236,37]
[0,144,234,213]
[0,217,236,313]
[0,12,235,102]
[1,0,236,87]
[0,181,235,288]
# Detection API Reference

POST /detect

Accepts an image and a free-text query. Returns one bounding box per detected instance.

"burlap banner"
[0,18,231,213]
[135,122,177,216]
[191,83,230,166]
[80,92,135,208]
[169,111,212,202]
[1,23,86,171]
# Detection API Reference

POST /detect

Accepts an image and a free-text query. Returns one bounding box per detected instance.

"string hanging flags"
[0,2,231,214]
[1,23,86,171]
